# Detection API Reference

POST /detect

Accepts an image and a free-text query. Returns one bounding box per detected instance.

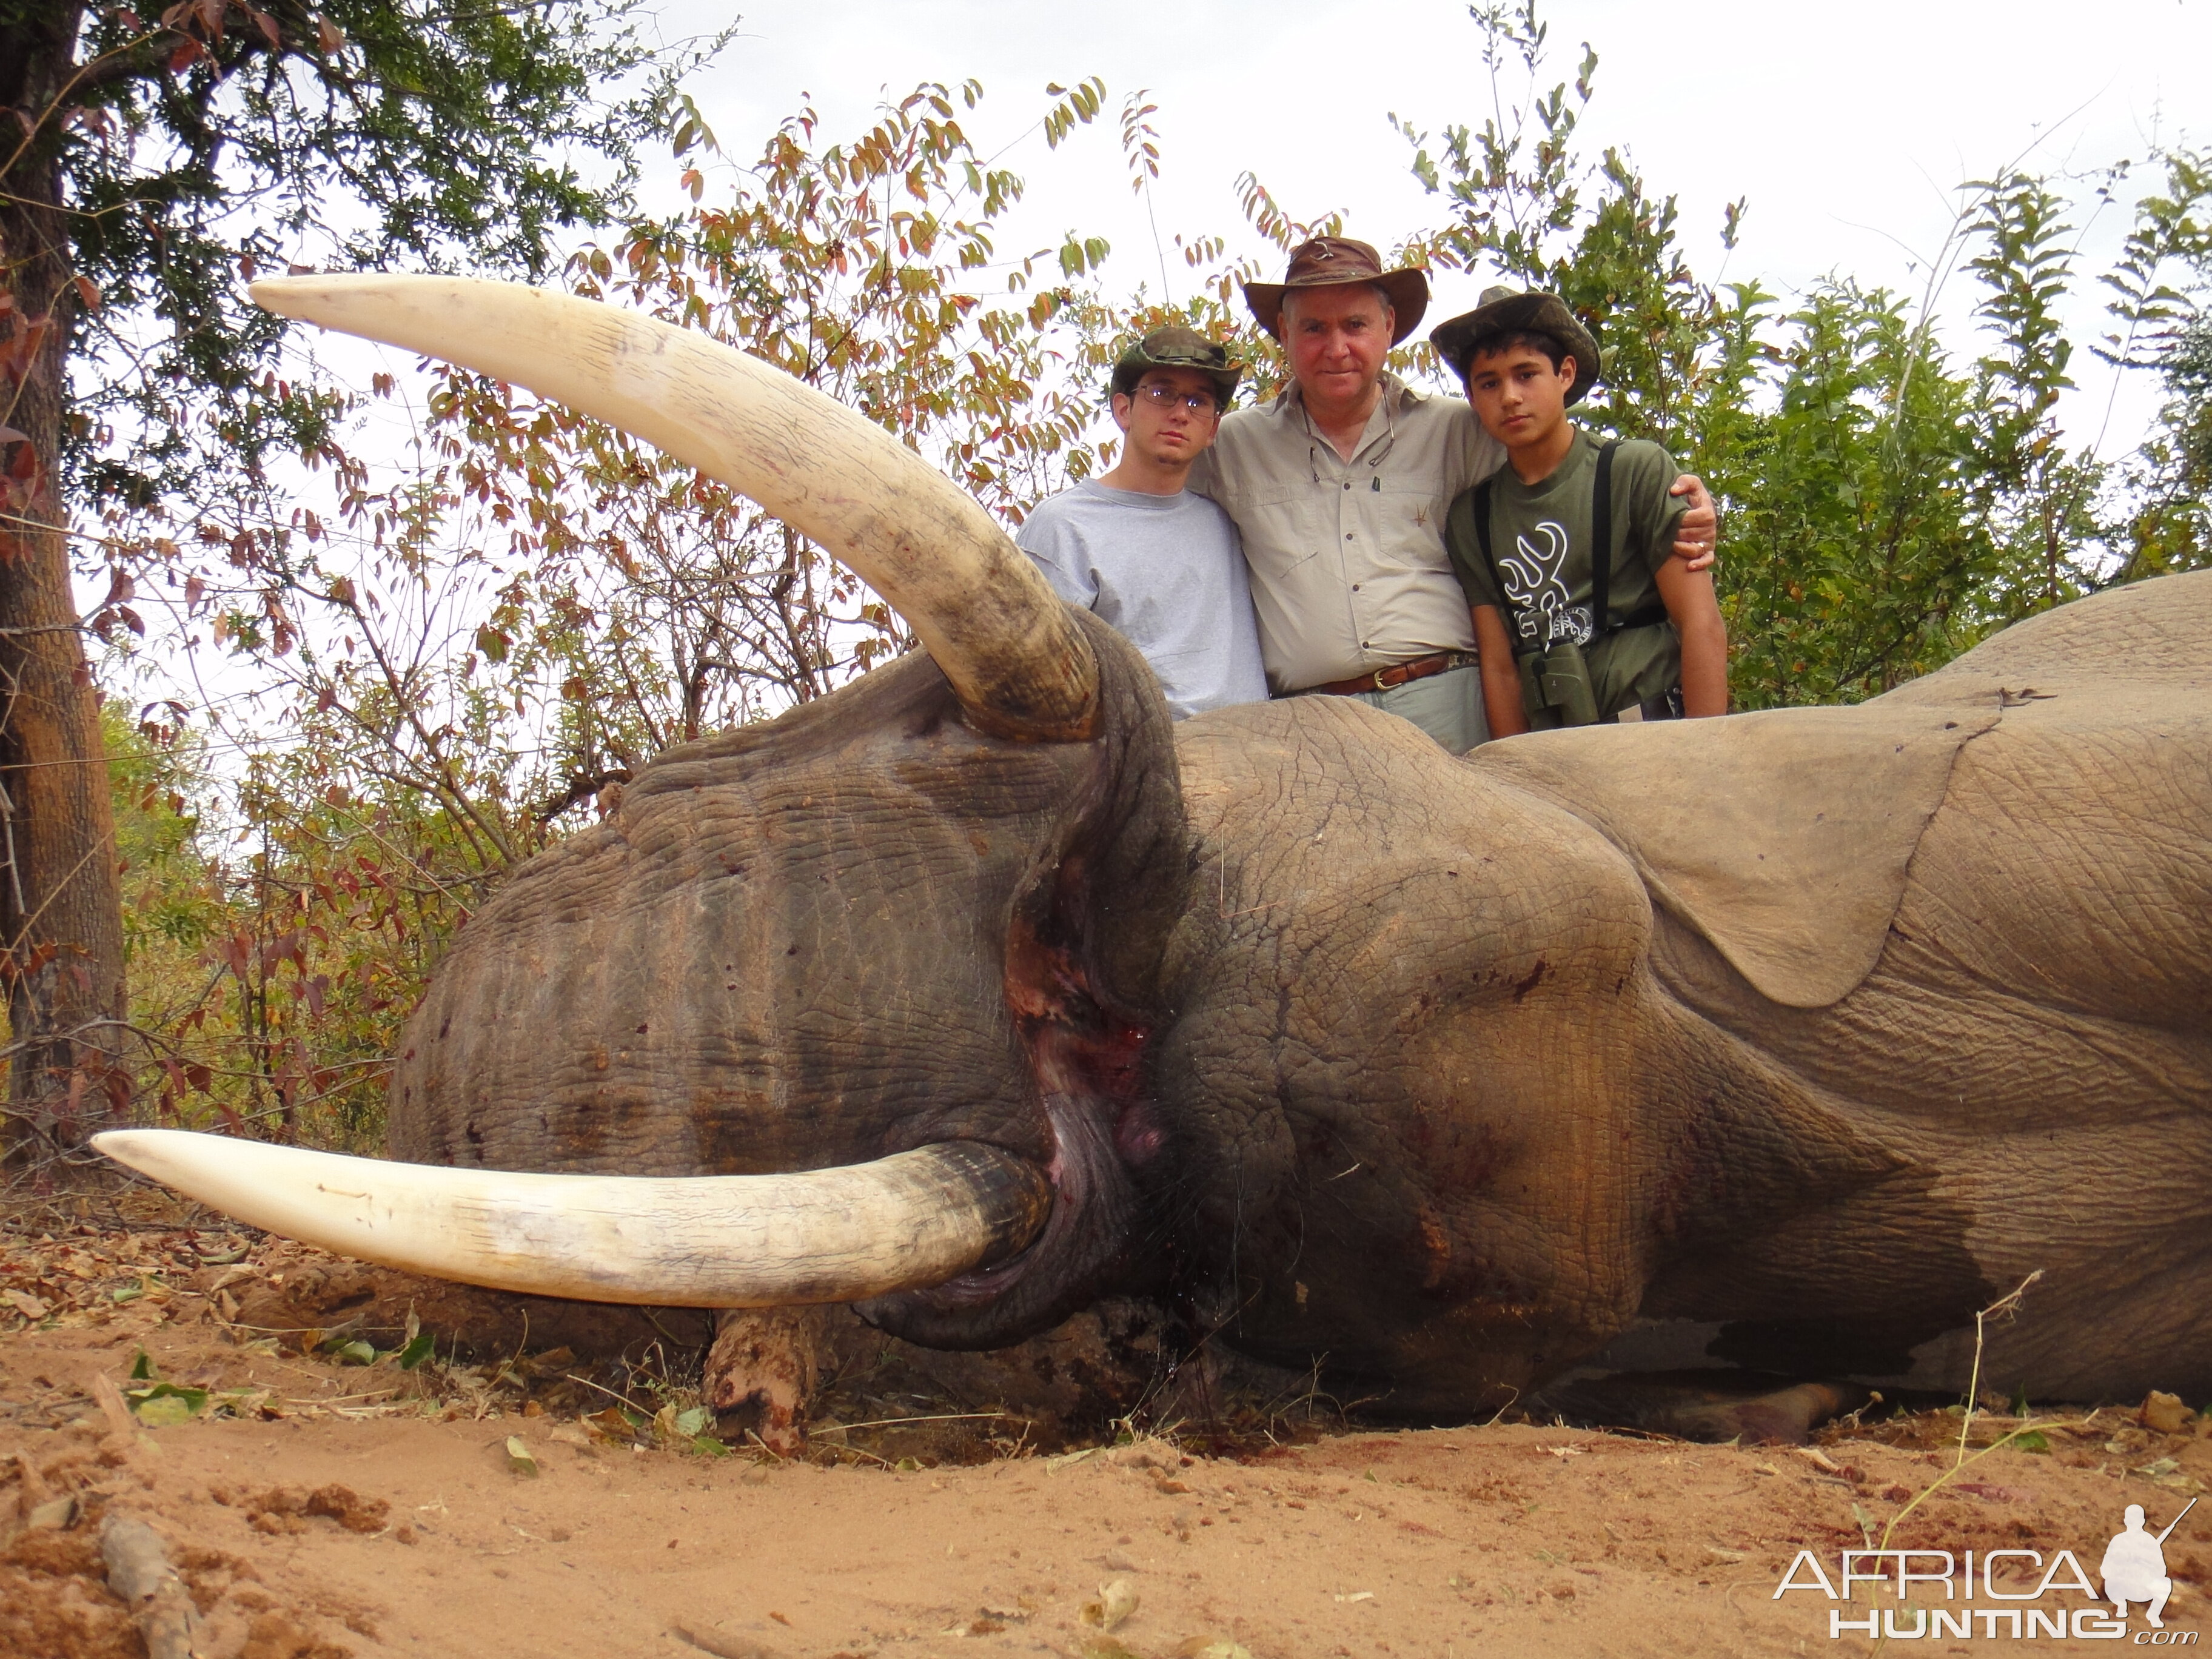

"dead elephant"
[102,278,2211,1438]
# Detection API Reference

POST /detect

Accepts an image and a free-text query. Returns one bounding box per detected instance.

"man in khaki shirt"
[1191,236,1715,752]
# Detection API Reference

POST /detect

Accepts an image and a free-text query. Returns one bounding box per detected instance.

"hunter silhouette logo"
[1772,1495,2200,1642]
[2105,1498,2196,1629]
[1496,520,1590,646]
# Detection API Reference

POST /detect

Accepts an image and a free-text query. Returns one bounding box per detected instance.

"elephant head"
[98,277,1195,1351]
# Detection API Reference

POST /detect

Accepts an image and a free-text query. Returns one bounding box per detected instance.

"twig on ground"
[100,1513,199,1659]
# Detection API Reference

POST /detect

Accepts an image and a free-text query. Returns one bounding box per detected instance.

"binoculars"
[1517,637,1603,728]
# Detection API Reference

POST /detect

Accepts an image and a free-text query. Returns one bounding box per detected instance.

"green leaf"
[2013,1430,2050,1453]
[127,1382,209,1426]
[129,1350,155,1381]
[334,1339,378,1366]
[504,1436,540,1478]
[674,1406,709,1438]
[395,1332,437,1370]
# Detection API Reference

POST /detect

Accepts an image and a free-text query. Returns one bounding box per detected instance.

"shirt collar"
[1269,367,1426,415]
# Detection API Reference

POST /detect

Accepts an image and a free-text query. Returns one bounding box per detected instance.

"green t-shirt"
[1445,429,1689,719]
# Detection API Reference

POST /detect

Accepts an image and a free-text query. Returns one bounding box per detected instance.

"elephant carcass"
[101,278,2212,1417]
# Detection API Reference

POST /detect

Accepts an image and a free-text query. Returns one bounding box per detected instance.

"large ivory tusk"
[92,1130,1051,1307]
[248,273,1097,740]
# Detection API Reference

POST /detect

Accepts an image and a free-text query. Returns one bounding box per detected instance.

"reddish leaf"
[71,275,100,315]
[1,312,53,380]
[315,13,341,53]
[249,7,281,49]
[166,35,204,72]
[196,0,225,36]
[213,930,252,979]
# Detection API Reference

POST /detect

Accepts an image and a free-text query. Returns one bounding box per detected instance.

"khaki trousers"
[1296,663,1492,754]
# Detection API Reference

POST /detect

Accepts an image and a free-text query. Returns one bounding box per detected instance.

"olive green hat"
[1110,325,1242,409]
[1430,286,1603,405]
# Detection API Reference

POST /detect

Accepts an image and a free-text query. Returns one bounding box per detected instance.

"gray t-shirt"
[1016,480,1269,720]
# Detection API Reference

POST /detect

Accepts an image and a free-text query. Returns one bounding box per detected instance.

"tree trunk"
[0,1,129,1172]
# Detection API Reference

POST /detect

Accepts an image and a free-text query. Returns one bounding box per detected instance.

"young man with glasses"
[1016,326,1267,720]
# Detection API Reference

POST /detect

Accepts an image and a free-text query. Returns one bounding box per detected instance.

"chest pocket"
[1370,477,1444,574]
[1235,484,1327,580]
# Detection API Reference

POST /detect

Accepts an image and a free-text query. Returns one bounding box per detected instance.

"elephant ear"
[1470,706,1998,1009]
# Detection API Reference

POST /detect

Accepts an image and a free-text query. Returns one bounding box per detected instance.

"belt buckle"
[1372,667,1390,692]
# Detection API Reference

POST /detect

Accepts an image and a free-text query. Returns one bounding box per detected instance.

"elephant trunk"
[92,1129,1052,1307]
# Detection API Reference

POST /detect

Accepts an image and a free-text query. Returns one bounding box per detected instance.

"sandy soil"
[5,1199,2208,1658]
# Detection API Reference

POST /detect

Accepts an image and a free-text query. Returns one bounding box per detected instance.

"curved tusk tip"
[90,1127,163,1167]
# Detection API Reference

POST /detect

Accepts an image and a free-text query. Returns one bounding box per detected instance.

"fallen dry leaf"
[4,1287,50,1321]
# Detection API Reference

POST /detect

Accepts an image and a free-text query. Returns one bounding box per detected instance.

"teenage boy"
[1017,327,1267,720]
[1432,287,1728,735]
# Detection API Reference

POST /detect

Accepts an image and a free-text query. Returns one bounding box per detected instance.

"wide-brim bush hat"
[1242,236,1430,345]
[1111,325,1243,407]
[1430,286,1603,405]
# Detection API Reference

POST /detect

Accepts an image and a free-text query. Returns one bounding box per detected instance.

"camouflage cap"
[1429,286,1603,405]
[1110,325,1242,409]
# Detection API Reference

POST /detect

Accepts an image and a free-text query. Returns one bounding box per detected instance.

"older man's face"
[1282,284,1393,409]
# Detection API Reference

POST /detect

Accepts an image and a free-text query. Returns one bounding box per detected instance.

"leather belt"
[1300,650,1480,697]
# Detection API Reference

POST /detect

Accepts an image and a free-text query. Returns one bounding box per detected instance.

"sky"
[112,0,2212,762]
[635,0,2212,458]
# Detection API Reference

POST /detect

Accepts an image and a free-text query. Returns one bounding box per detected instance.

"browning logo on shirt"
[1498,520,1592,647]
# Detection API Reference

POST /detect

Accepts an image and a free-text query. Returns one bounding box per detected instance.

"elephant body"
[1162,572,2208,1407]
[394,571,2212,1410]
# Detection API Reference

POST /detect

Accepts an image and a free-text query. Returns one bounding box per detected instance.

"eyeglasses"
[1134,383,1218,414]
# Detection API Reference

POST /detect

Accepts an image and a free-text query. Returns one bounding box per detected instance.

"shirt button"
[1342,481,1352,490]
[1352,583,1361,592]
[1361,640,1372,649]
[1345,532,1355,541]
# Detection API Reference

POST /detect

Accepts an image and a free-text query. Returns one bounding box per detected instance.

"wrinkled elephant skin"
[391,571,2210,1412]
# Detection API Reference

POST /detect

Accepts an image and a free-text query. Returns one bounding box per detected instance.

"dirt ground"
[4,1192,2208,1658]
